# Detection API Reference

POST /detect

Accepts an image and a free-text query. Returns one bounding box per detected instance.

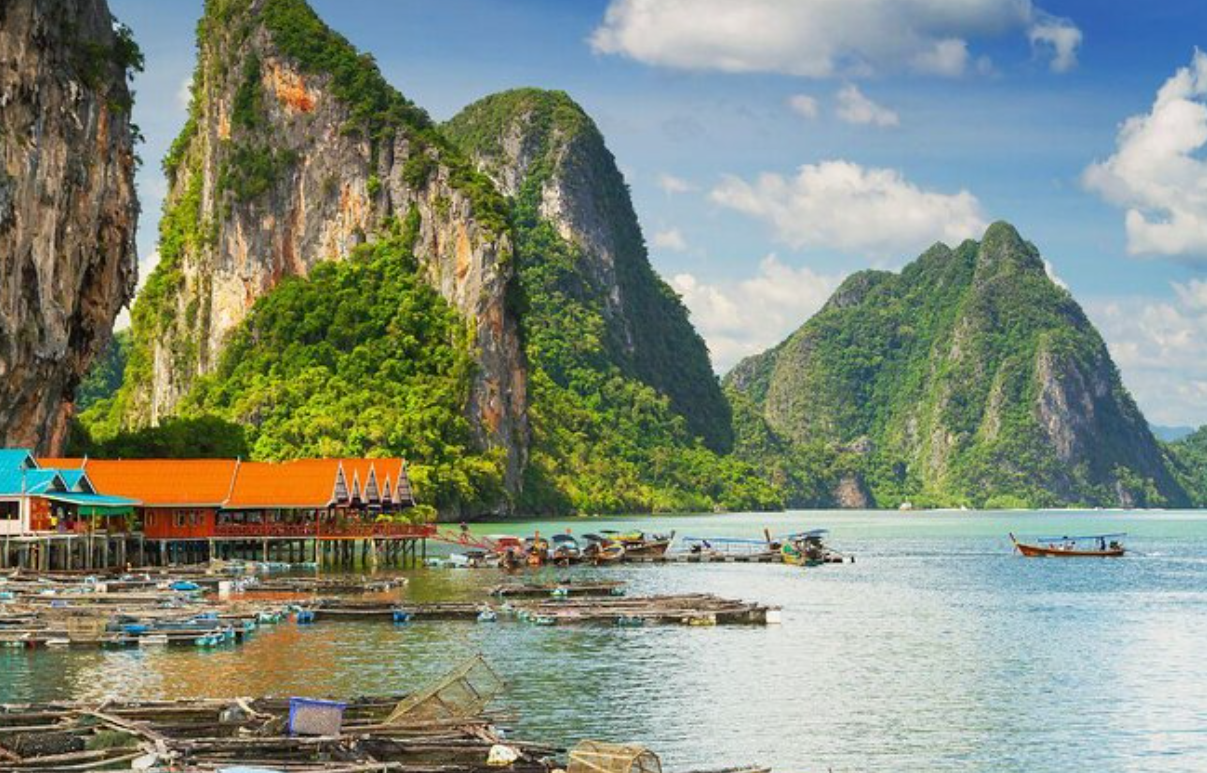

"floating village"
[0,448,1131,771]
[0,449,858,772]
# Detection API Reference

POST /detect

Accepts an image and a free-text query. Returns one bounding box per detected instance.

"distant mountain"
[1151,425,1196,443]
[1164,427,1207,506]
[726,222,1188,509]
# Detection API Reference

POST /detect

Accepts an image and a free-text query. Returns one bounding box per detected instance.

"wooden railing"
[212,522,435,539]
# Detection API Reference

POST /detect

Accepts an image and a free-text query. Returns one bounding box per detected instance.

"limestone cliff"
[112,0,526,488]
[0,0,139,453]
[727,222,1187,509]
[445,89,732,452]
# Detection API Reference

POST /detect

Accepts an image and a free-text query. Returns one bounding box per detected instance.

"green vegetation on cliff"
[75,330,130,412]
[1166,427,1207,506]
[444,89,733,452]
[177,219,506,514]
[445,89,777,514]
[727,222,1186,509]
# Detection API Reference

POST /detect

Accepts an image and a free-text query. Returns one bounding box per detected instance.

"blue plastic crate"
[288,697,346,737]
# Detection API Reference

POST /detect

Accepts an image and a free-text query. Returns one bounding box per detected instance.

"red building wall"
[142,508,217,539]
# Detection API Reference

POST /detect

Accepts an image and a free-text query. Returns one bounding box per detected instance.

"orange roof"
[40,459,240,507]
[338,458,402,502]
[38,456,411,509]
[38,457,86,468]
[225,459,341,508]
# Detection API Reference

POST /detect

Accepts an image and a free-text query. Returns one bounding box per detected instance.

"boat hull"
[1014,542,1125,558]
[621,540,672,558]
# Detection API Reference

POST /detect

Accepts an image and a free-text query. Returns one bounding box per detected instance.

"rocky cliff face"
[0,0,139,453]
[114,0,526,487]
[444,89,732,452]
[727,222,1186,509]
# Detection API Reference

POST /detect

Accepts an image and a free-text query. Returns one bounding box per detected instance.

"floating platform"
[307,593,779,627]
[489,580,626,598]
[634,551,783,564]
[0,659,557,772]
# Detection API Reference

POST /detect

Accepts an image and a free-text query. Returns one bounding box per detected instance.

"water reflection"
[2,510,1207,772]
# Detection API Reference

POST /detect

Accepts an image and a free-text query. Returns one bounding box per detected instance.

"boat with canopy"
[1009,532,1127,557]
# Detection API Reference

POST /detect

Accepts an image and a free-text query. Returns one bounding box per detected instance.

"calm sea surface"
[4,510,1207,773]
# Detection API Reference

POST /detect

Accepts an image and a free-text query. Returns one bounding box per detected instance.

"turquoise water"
[4,510,1207,772]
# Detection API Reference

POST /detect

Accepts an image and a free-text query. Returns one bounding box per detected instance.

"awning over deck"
[43,492,139,516]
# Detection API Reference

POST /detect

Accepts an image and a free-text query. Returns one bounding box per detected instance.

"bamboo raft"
[489,580,626,598]
[0,657,558,772]
[509,594,779,626]
[0,580,293,649]
[306,594,779,627]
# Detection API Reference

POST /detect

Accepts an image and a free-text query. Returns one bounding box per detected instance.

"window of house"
[174,511,186,528]
[0,501,17,521]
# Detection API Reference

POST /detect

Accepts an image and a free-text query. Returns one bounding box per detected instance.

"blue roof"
[682,536,773,545]
[47,468,90,491]
[0,468,64,496]
[0,449,36,472]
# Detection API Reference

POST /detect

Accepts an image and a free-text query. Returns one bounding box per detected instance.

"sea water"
[2,509,1206,773]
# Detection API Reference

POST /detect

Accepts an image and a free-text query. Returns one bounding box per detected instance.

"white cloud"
[114,249,161,331]
[835,85,899,127]
[652,227,688,252]
[672,255,844,370]
[1043,259,1068,290]
[1028,15,1082,73]
[590,0,1078,79]
[787,94,819,120]
[1087,280,1207,426]
[176,77,193,111]
[656,172,696,195]
[1084,51,1207,263]
[912,38,971,77]
[710,160,987,256]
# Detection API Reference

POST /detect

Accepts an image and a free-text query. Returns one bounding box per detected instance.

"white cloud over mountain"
[710,160,987,256]
[652,227,688,251]
[671,256,844,370]
[1087,279,1207,426]
[590,0,1080,78]
[656,173,696,195]
[1085,50,1207,263]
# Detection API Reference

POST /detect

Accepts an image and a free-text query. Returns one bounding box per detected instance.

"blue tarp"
[682,536,771,545]
[43,492,139,508]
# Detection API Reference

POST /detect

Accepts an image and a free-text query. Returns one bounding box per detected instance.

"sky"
[110,0,1207,428]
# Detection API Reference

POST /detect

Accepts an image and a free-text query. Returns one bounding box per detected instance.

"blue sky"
[111,0,1207,427]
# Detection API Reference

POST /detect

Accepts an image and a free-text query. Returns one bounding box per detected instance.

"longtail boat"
[1009,532,1126,557]
[779,529,835,566]
[581,535,626,565]
[600,529,676,557]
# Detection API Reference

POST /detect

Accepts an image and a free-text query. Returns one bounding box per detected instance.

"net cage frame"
[568,741,663,773]
[387,654,506,724]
